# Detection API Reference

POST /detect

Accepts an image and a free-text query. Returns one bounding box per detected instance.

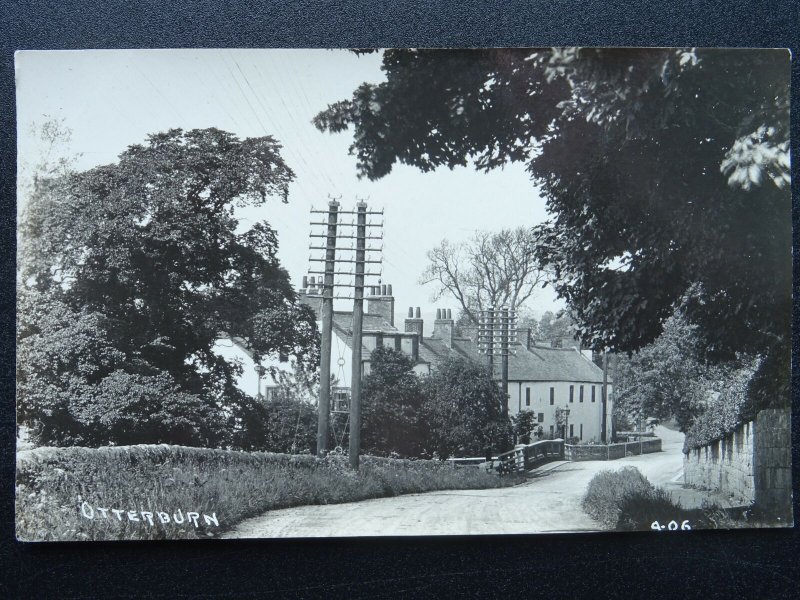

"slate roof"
[328,310,605,384]
[331,311,397,335]
[507,344,606,383]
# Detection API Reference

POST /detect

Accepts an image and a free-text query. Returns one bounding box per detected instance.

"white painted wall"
[507,380,613,442]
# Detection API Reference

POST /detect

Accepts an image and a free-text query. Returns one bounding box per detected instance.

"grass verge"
[581,467,776,531]
[16,445,521,541]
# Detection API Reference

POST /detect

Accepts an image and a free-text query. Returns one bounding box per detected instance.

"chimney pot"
[408,307,413,318]
[415,307,421,318]
[310,276,316,286]
[381,284,387,295]
[302,275,308,289]
[436,308,442,320]
[447,308,452,320]
[387,284,392,295]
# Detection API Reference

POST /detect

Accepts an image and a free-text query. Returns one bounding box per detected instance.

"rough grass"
[16,445,521,541]
[582,467,774,531]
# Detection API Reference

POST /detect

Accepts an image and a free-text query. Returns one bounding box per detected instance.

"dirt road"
[223,426,691,538]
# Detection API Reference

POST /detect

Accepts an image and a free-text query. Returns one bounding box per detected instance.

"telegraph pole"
[601,349,608,443]
[478,306,517,421]
[486,306,495,375]
[308,199,382,467]
[500,307,510,420]
[313,200,338,455]
[349,202,367,470]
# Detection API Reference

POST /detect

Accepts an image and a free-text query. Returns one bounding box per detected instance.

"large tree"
[360,346,427,457]
[17,128,319,447]
[420,227,547,326]
[613,310,760,434]
[314,48,791,409]
[421,356,511,458]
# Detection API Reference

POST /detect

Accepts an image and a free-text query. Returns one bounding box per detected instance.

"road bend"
[223,426,689,538]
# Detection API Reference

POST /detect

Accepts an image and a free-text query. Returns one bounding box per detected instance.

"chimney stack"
[404,305,424,339]
[366,282,395,326]
[298,274,323,318]
[432,307,455,349]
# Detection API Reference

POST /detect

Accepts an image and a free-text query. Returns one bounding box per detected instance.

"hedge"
[16,444,520,541]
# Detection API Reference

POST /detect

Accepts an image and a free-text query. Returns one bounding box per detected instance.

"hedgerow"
[683,359,758,453]
[16,445,519,541]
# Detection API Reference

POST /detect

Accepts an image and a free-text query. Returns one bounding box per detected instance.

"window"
[569,424,574,438]
[592,386,596,402]
[579,385,584,402]
[538,413,544,423]
[333,388,350,413]
[549,387,555,405]
[569,385,574,403]
[580,424,584,440]
[525,388,531,406]
[549,425,554,437]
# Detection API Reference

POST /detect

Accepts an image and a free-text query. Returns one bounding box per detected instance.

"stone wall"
[684,408,793,520]
[565,438,661,461]
[753,408,793,520]
[684,420,755,505]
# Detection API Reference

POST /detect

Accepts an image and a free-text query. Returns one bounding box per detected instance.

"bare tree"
[420,227,547,326]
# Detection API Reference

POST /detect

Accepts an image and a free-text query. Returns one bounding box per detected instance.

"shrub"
[616,487,683,531]
[581,467,656,528]
[16,444,521,541]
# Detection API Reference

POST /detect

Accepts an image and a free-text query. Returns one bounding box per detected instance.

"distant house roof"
[332,310,397,334]
[328,311,606,384]
[428,336,605,383]
[508,344,605,383]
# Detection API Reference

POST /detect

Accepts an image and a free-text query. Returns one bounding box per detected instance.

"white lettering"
[203,513,219,527]
[80,502,94,519]
[76,502,217,527]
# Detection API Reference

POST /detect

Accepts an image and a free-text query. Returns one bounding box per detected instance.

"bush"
[582,467,780,530]
[616,486,683,531]
[16,444,522,541]
[582,467,657,528]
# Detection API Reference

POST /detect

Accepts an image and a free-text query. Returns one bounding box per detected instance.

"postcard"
[15,48,792,541]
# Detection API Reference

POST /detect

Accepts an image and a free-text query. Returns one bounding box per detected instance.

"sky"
[15,49,563,331]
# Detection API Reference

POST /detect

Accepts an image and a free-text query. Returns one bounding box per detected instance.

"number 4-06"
[651,520,691,531]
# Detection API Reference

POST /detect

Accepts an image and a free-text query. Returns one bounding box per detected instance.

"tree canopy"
[421,356,511,457]
[420,227,546,327]
[360,346,427,457]
[17,127,319,447]
[314,48,791,407]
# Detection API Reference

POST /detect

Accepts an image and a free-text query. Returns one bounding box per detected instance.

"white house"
[505,343,612,442]
[214,277,612,443]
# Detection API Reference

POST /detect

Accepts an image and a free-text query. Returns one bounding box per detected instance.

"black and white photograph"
[14,48,792,541]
